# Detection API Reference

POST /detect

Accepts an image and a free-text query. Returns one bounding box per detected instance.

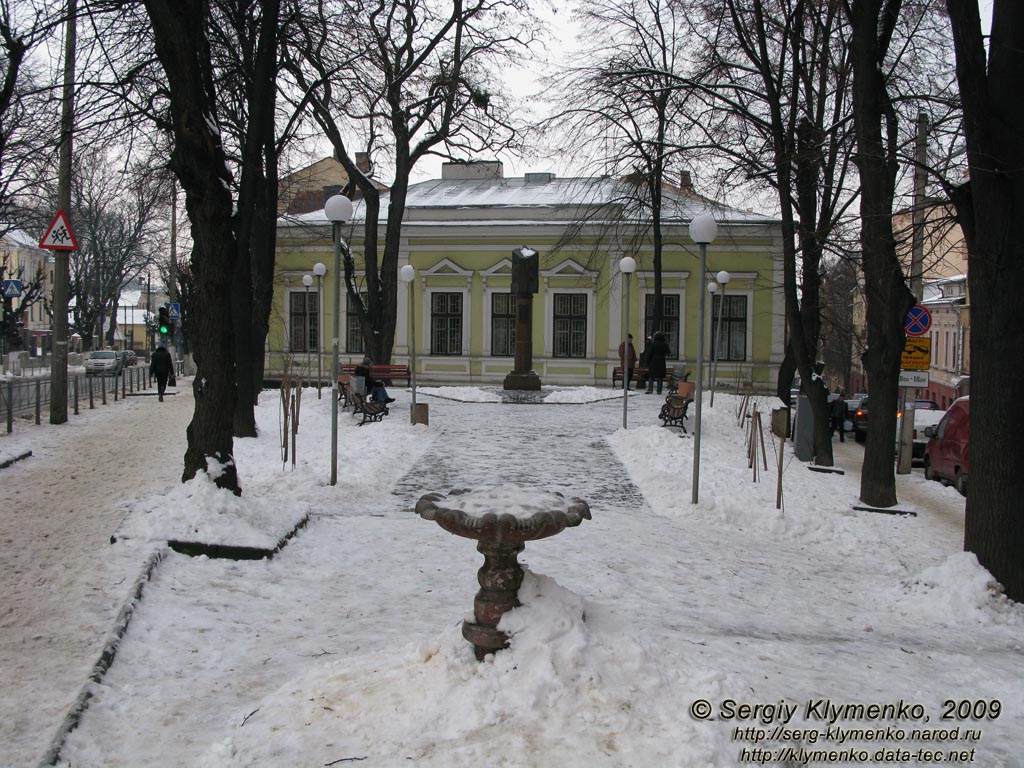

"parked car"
[898,406,947,466]
[120,350,137,368]
[84,350,123,376]
[844,398,861,433]
[923,396,970,496]
[853,397,869,442]
[913,399,940,410]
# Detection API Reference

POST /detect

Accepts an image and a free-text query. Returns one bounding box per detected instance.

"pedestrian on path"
[829,392,848,442]
[150,345,173,402]
[644,332,671,394]
[618,334,637,390]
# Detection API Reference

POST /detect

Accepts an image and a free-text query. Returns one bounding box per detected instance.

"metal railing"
[1,366,152,434]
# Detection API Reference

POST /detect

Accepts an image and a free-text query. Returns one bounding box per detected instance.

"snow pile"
[202,570,736,767]
[892,551,1024,628]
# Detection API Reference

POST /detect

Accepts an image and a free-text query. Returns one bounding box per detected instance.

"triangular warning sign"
[39,210,79,251]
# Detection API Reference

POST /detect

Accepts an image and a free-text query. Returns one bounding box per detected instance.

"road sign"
[38,210,79,251]
[2,279,21,297]
[901,336,931,370]
[167,303,181,320]
[899,370,930,388]
[904,304,932,337]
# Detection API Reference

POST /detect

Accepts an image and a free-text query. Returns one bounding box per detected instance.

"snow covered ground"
[1,380,1021,767]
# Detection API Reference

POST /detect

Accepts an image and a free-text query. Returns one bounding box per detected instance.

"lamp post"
[302,273,313,385]
[313,262,326,397]
[619,256,637,429]
[689,213,718,503]
[710,270,730,407]
[399,264,418,418]
[325,194,354,486]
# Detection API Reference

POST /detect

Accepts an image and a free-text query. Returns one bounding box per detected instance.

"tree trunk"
[231,0,279,438]
[846,0,915,507]
[947,0,1024,600]
[144,0,240,494]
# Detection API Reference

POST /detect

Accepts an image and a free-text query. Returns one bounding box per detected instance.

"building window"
[553,293,587,358]
[289,291,319,352]
[644,294,680,358]
[711,294,747,361]
[346,291,367,353]
[431,292,463,355]
[491,293,516,356]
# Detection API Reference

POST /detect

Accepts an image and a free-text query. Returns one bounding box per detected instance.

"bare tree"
[282,0,534,364]
[141,0,240,493]
[945,0,1024,601]
[0,1,62,231]
[540,0,691,334]
[667,0,861,466]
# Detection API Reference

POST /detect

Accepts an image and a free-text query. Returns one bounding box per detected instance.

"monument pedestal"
[503,370,542,391]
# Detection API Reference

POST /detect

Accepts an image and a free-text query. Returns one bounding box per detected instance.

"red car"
[923,396,970,496]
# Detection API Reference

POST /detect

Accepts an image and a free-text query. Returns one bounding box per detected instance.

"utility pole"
[168,182,178,384]
[50,0,76,424]
[898,112,929,474]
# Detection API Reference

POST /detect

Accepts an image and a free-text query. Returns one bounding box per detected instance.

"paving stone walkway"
[392,393,650,514]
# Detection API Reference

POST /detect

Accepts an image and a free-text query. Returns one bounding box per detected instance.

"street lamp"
[325,194,354,486]
[689,212,718,504]
[619,256,637,429]
[313,261,326,398]
[302,273,313,386]
[710,270,730,407]
[399,264,417,420]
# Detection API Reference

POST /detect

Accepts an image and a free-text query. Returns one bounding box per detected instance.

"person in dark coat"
[644,331,672,394]
[829,393,849,442]
[149,345,173,402]
[618,334,638,390]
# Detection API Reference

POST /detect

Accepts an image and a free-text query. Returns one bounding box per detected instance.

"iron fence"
[1,366,152,434]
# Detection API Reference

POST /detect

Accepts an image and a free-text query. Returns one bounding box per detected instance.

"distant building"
[1,228,51,355]
[277,155,383,215]
[848,200,970,405]
[271,161,787,389]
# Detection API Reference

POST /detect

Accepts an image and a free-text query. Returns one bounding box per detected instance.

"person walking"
[618,334,637,390]
[829,393,849,442]
[149,344,173,402]
[644,332,672,394]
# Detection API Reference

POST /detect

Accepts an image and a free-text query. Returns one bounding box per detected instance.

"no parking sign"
[904,305,932,337]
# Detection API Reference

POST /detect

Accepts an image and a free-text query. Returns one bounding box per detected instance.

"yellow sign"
[901,337,931,371]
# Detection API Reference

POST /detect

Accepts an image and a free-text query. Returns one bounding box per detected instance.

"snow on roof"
[1,228,43,249]
[280,175,774,229]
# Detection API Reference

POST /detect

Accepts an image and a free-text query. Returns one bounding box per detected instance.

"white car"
[84,350,123,376]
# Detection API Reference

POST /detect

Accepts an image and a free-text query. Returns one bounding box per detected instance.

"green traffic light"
[159,324,169,334]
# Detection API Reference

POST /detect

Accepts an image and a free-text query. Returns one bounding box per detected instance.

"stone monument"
[503,246,542,391]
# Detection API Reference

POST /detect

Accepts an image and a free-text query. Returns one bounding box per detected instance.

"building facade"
[271,162,786,390]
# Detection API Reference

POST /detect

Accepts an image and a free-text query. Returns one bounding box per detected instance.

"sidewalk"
[0,380,192,765]
[5,384,1019,767]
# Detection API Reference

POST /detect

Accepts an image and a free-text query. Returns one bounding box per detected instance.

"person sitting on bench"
[356,355,395,403]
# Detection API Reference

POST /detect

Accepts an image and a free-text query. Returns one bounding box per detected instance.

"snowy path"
[0,380,191,765]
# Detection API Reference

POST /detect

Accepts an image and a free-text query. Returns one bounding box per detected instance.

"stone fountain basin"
[415,485,591,545]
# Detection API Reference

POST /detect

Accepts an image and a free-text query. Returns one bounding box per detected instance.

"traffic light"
[158,306,170,335]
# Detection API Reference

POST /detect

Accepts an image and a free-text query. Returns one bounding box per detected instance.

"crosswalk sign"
[39,210,79,251]
[3,279,22,297]
[168,303,181,320]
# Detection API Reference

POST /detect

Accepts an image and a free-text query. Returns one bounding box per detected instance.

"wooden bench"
[339,363,411,386]
[659,394,692,431]
[611,366,648,388]
[350,392,389,426]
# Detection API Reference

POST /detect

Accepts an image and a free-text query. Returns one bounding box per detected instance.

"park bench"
[659,394,692,431]
[339,363,411,386]
[350,392,390,426]
[337,373,354,409]
[611,366,648,388]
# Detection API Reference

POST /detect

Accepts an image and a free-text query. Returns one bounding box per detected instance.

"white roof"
[281,176,774,229]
